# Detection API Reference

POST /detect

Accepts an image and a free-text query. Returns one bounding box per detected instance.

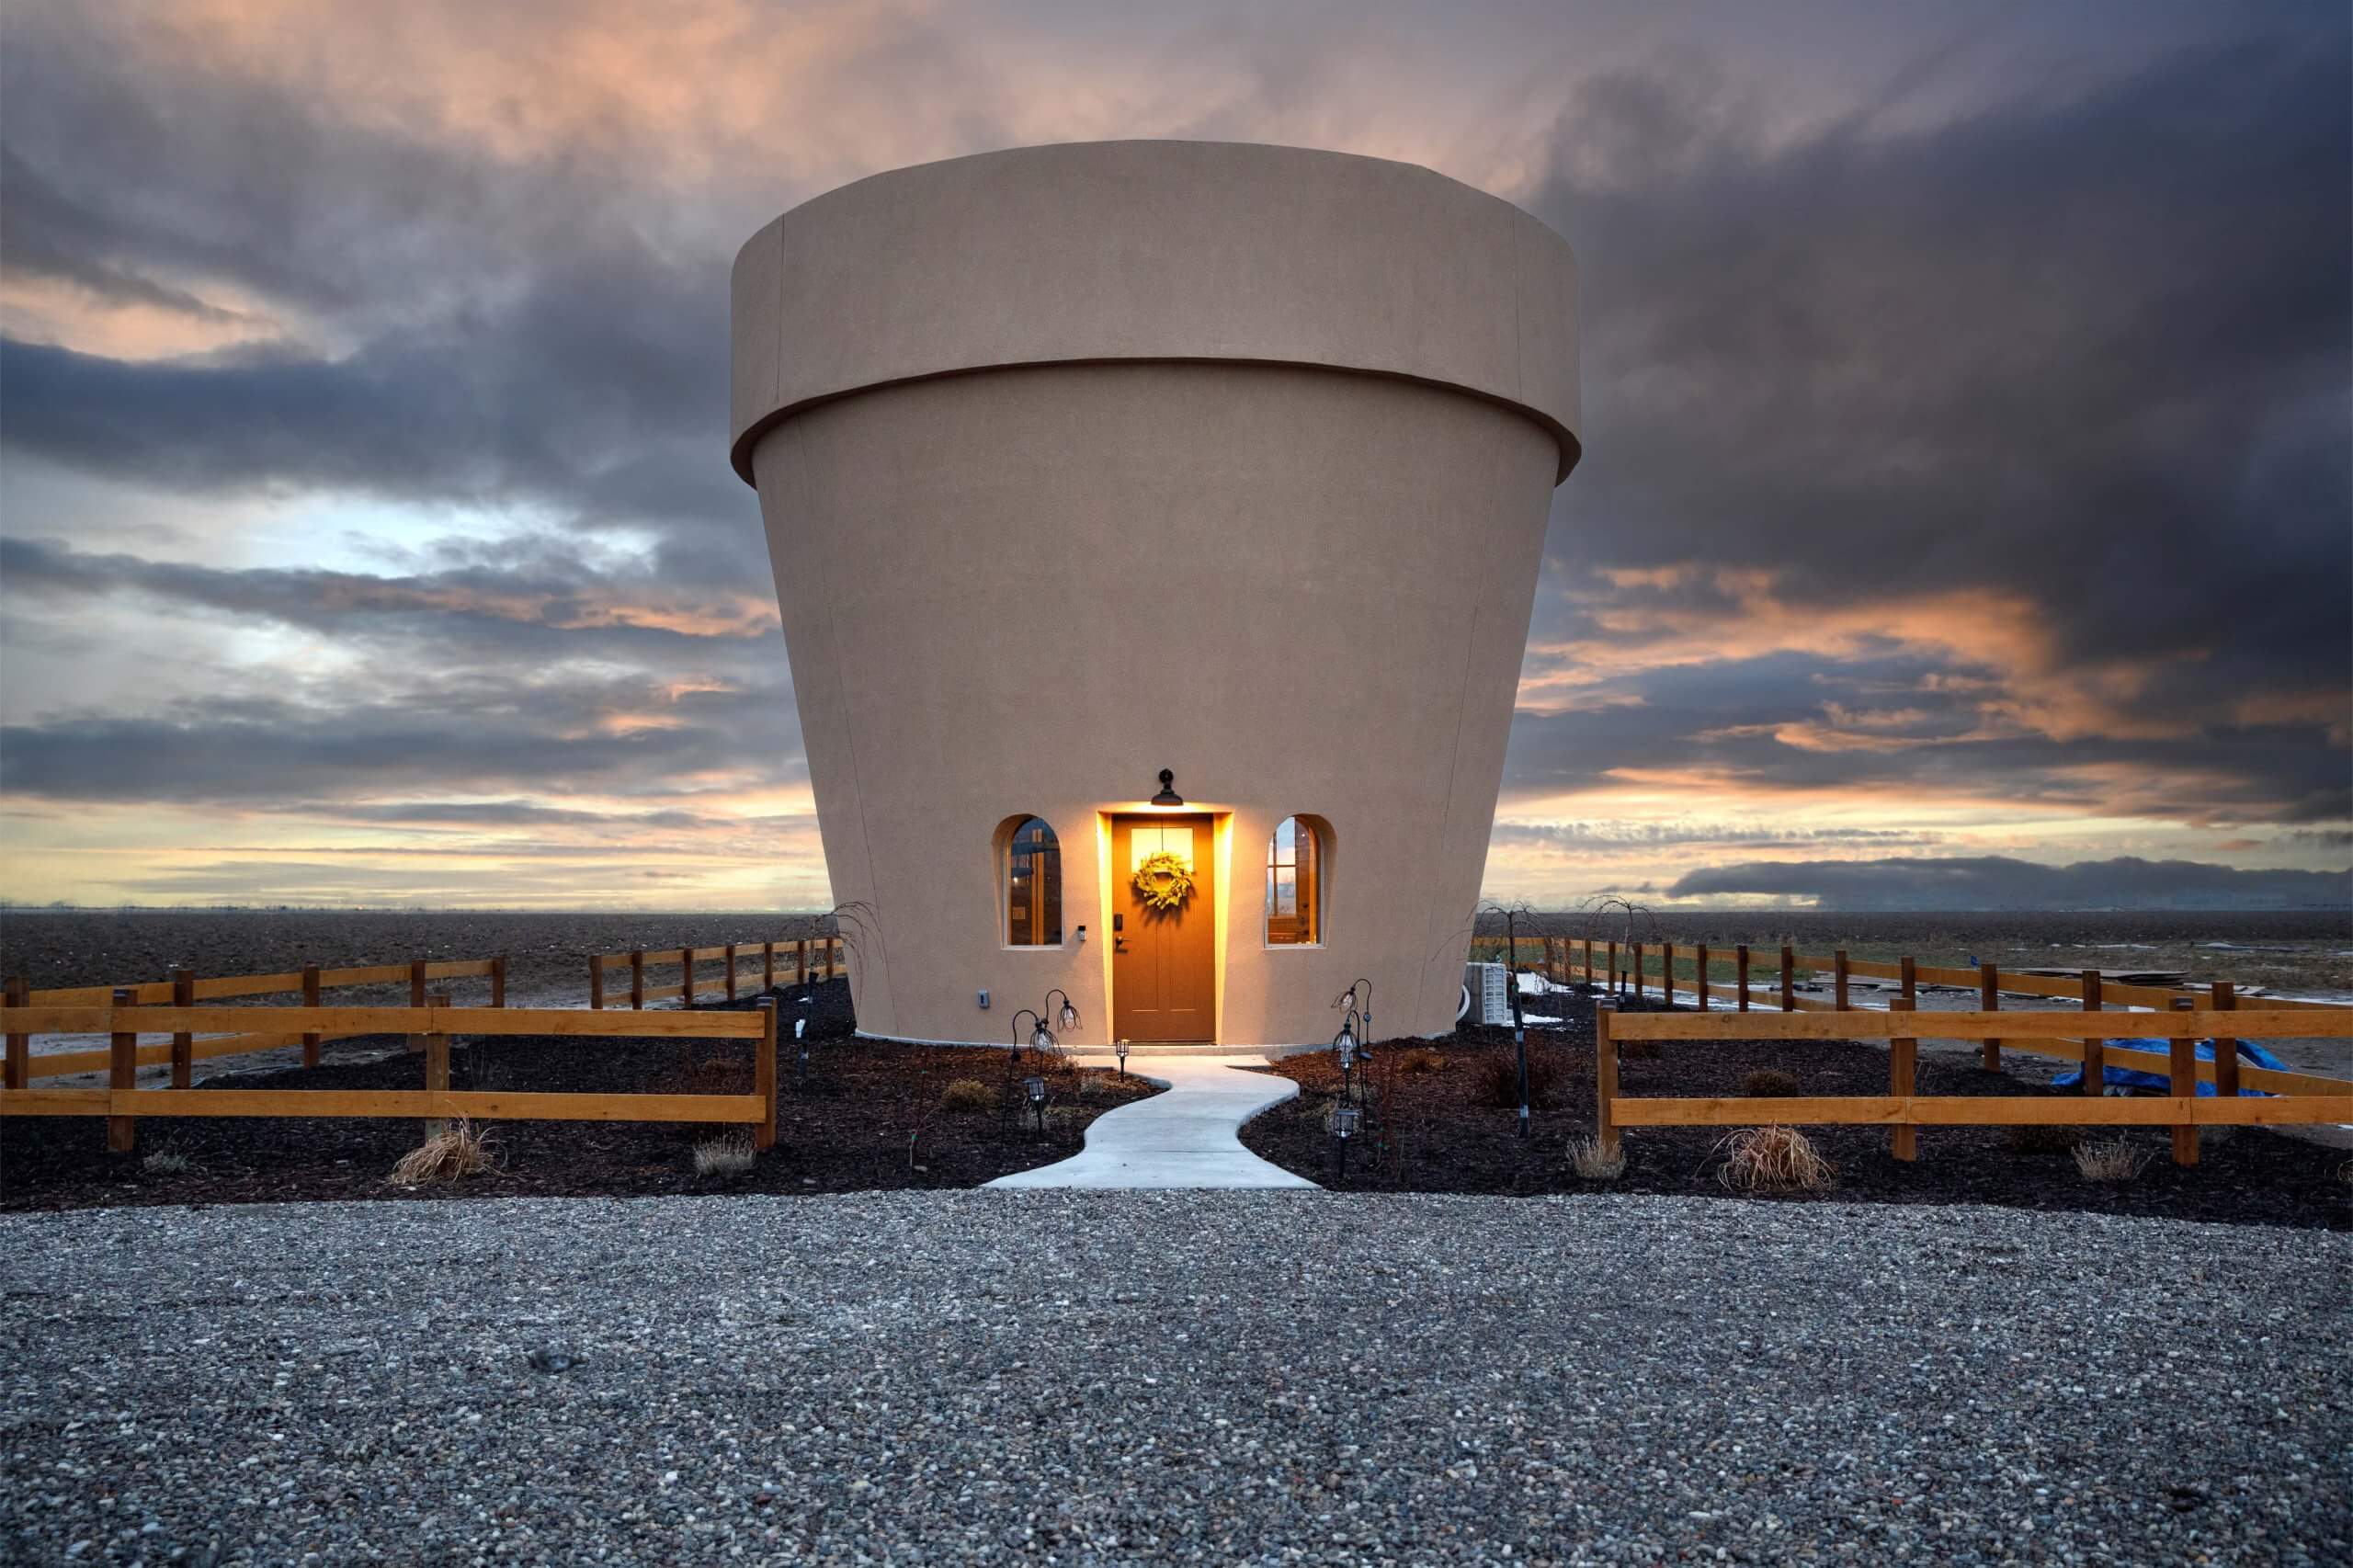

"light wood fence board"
[2,1087,765,1122]
[1609,1095,2353,1128]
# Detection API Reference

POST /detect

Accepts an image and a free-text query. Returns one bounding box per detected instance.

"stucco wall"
[733,141,1579,1047]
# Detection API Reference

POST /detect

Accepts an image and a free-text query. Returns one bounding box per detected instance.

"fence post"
[589,957,605,1011]
[755,997,779,1152]
[3,975,27,1090]
[1736,945,1750,1013]
[1694,945,1710,1011]
[1583,937,1593,986]
[1979,962,2001,1072]
[108,987,138,1153]
[1779,945,1795,1013]
[491,955,508,1010]
[681,947,697,1009]
[2211,982,2239,1099]
[1606,940,1617,998]
[1889,997,1917,1162]
[409,959,426,1009]
[724,943,739,1004]
[301,963,322,1068]
[1662,942,1676,1007]
[171,968,195,1088]
[423,992,451,1141]
[1631,943,1643,1004]
[798,938,811,988]
[1834,949,1849,1012]
[2168,997,2200,1167]
[2079,970,2104,1096]
[763,940,776,991]
[1595,1001,1620,1160]
[1899,955,1916,1009]
[630,949,645,1010]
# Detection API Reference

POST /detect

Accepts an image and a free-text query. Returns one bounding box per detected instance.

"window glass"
[1266,816,1319,945]
[1007,817,1062,945]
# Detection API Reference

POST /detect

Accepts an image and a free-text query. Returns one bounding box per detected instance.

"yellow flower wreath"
[1131,850,1196,912]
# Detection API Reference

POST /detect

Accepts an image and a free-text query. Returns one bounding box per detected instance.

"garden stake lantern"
[1010,1009,1044,1068]
[1045,988,1079,1038]
[1115,1040,1131,1077]
[1025,1074,1048,1134]
[1335,1022,1358,1105]
[794,1015,809,1085]
[1332,1103,1361,1181]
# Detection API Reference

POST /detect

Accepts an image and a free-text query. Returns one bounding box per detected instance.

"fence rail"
[1593,1002,2353,1169]
[4,955,509,1087]
[588,937,840,1010]
[0,999,779,1154]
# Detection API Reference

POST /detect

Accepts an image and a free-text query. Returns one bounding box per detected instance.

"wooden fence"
[1466,936,2351,1023]
[0,996,779,1153]
[3,955,508,1087]
[1593,1002,2353,1168]
[589,937,841,1010]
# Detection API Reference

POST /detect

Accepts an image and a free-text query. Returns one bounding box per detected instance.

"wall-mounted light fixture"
[1151,768,1184,807]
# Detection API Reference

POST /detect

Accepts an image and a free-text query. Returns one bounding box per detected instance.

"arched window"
[1006,817,1063,946]
[1266,816,1321,945]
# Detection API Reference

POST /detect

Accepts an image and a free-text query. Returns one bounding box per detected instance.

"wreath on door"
[1131,850,1197,912]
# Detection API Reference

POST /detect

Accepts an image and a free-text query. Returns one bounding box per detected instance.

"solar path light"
[1332,1103,1361,1182]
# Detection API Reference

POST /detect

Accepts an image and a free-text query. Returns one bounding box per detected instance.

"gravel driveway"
[3,1193,2347,1565]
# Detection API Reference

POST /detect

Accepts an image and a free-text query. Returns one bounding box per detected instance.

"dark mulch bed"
[2,981,1158,1210]
[1242,991,2352,1230]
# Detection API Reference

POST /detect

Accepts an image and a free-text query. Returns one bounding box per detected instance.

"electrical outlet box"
[977,988,990,1010]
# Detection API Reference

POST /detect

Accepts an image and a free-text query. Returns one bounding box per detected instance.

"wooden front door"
[1111,814,1216,1042]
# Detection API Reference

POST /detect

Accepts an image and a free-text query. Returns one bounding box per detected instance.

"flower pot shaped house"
[731,141,1579,1048]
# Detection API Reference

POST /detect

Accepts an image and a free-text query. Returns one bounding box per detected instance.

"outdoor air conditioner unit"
[1464,961,1514,1026]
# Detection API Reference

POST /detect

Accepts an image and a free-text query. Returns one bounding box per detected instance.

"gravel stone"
[2,1193,2347,1564]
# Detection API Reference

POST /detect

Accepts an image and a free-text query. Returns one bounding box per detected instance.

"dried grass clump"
[142,1149,193,1176]
[1714,1126,1836,1194]
[387,1119,498,1186]
[1739,1068,1799,1098]
[1396,1048,1448,1074]
[1567,1135,1624,1180]
[1477,1051,1559,1108]
[2006,1122,2083,1156]
[2074,1137,2154,1184]
[938,1079,997,1113]
[693,1136,756,1176]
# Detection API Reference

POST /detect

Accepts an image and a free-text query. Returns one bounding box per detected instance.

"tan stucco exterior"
[733,141,1580,1047]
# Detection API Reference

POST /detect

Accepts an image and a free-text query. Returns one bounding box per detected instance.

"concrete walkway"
[985,1056,1318,1189]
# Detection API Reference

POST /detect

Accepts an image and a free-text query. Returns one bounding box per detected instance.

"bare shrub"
[1567,1135,1624,1180]
[2074,1137,2154,1184]
[938,1079,997,1113]
[1396,1047,1447,1074]
[142,1149,193,1176]
[388,1119,498,1185]
[2006,1122,2082,1156]
[1714,1126,1835,1194]
[693,1136,756,1176]
[1740,1068,1799,1097]
[1476,1051,1559,1108]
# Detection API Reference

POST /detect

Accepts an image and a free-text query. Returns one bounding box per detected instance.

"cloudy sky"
[1,0,2347,911]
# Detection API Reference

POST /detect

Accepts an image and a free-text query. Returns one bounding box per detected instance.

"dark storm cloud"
[0,6,758,570]
[0,537,780,661]
[1669,855,2352,911]
[1525,22,2352,725]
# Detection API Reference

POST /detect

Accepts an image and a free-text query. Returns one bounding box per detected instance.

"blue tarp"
[2052,1037,2286,1096]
